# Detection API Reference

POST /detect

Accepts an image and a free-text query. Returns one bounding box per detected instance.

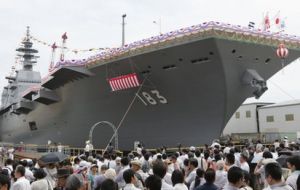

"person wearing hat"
[131,160,148,182]
[54,168,71,190]
[130,160,147,189]
[31,168,52,190]
[88,164,98,189]
[93,168,116,189]
[75,161,89,189]
[189,146,196,152]
[76,161,89,174]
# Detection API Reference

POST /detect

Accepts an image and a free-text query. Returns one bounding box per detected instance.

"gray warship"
[1,21,300,150]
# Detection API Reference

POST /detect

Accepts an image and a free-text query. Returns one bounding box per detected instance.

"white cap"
[78,161,89,170]
[104,168,116,180]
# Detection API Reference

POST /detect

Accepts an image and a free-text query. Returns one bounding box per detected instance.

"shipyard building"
[223,100,300,143]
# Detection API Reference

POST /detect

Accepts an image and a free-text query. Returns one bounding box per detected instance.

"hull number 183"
[137,90,168,106]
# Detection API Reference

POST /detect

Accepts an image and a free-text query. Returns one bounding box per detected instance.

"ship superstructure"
[1,27,41,114]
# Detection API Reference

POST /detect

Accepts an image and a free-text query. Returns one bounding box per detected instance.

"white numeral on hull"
[137,90,168,106]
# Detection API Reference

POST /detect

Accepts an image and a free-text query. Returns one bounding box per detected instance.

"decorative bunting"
[276,43,289,59]
[23,21,298,72]
[276,43,289,72]
[28,35,110,54]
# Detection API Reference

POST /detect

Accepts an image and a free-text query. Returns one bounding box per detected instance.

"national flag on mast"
[108,73,140,91]
[263,12,270,31]
[274,11,282,30]
[274,11,281,26]
[273,11,286,32]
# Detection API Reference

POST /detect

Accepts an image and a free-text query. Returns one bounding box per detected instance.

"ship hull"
[0,38,299,150]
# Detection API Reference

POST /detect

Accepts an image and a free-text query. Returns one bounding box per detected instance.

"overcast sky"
[0,0,300,104]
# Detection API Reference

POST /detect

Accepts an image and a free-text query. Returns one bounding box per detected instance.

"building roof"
[242,102,274,106]
[258,99,300,109]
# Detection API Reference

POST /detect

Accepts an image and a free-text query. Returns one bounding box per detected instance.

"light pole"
[122,14,126,46]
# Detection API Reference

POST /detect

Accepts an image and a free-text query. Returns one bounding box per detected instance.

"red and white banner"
[108,73,140,91]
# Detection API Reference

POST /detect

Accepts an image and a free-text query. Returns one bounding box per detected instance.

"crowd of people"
[0,139,299,190]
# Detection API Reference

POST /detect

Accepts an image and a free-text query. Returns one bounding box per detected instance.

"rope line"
[101,79,146,155]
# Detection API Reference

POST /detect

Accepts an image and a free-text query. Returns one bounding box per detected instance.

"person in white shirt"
[263,162,293,190]
[214,160,227,190]
[270,147,278,160]
[115,157,122,174]
[225,153,236,171]
[43,163,57,188]
[2,159,13,178]
[283,137,289,148]
[7,147,14,160]
[73,157,80,172]
[164,159,173,185]
[20,160,35,182]
[84,140,93,157]
[170,155,180,172]
[223,167,244,190]
[11,165,31,190]
[185,158,198,186]
[286,155,300,190]
[194,150,207,172]
[254,151,276,189]
[115,157,130,189]
[250,147,263,164]
[57,143,63,153]
[239,154,249,173]
[178,150,189,169]
[241,170,253,190]
[189,168,205,190]
[211,140,221,149]
[108,155,117,170]
[31,168,52,190]
[164,172,173,186]
[123,169,141,190]
[273,139,280,149]
[152,160,174,190]
[145,175,162,190]
[223,143,234,155]
[136,144,143,156]
[171,170,188,190]
[131,160,148,189]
